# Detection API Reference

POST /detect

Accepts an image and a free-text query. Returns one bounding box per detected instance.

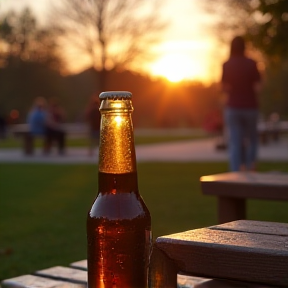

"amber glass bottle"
[87,91,151,288]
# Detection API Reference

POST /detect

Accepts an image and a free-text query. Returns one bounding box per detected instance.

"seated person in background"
[27,97,48,153]
[28,97,48,136]
[45,97,66,155]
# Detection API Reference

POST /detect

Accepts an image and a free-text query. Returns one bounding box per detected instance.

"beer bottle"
[87,91,152,288]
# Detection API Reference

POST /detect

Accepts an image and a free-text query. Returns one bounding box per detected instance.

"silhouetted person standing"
[221,36,261,171]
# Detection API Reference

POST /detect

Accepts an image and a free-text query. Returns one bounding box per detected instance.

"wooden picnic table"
[200,171,288,224]
[149,220,288,287]
[2,220,288,288]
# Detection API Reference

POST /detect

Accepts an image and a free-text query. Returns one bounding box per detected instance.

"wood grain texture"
[213,220,288,235]
[69,260,87,271]
[34,266,87,284]
[153,220,288,287]
[1,274,84,288]
[186,278,273,288]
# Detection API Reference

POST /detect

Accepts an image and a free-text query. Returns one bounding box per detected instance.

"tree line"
[0,3,222,130]
[1,1,288,129]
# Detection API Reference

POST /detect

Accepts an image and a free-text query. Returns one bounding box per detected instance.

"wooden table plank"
[1,274,84,288]
[179,277,273,288]
[69,260,87,271]
[213,219,288,235]
[149,220,288,287]
[34,266,87,284]
[201,172,288,200]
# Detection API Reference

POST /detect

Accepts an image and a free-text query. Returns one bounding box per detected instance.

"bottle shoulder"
[88,192,150,221]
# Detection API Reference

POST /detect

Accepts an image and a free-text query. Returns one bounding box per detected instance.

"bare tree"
[50,0,167,91]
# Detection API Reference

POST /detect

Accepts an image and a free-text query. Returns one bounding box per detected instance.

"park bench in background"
[11,123,89,155]
[258,118,288,145]
[2,220,288,288]
[200,171,288,224]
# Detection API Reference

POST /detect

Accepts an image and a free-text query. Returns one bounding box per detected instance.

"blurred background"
[0,0,287,129]
[1,0,288,283]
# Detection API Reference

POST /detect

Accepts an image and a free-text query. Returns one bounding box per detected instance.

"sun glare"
[150,53,204,82]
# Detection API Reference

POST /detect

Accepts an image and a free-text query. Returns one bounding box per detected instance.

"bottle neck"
[98,98,137,174]
[98,172,138,194]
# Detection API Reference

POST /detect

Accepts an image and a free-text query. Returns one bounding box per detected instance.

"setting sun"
[150,52,207,83]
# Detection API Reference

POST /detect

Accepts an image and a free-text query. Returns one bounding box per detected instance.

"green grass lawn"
[0,132,207,149]
[1,161,288,281]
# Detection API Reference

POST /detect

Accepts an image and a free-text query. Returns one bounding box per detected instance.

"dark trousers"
[45,127,66,154]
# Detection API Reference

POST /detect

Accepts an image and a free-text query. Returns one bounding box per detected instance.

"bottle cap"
[99,91,132,100]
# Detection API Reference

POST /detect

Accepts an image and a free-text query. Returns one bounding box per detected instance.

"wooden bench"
[200,171,288,224]
[1,260,211,288]
[13,131,39,155]
[258,120,288,145]
[1,261,217,288]
[2,220,287,288]
[11,123,87,155]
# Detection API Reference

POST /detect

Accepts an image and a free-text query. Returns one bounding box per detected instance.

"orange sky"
[1,0,228,84]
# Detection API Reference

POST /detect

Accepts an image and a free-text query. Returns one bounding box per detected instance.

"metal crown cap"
[99,91,132,100]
